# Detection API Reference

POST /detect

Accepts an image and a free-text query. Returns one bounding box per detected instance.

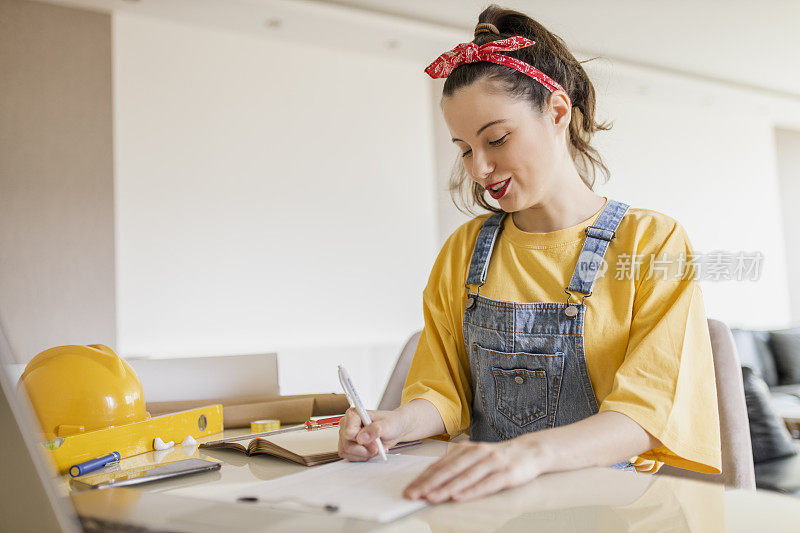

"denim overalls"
[463,200,635,471]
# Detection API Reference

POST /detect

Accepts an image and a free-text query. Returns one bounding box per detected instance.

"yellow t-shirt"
[401,199,722,474]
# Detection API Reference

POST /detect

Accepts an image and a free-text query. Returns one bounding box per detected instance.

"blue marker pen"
[69,452,121,477]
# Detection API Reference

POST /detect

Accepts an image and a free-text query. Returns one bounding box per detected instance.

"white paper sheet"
[174,454,440,523]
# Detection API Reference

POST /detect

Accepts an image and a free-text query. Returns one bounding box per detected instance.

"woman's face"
[442,80,567,213]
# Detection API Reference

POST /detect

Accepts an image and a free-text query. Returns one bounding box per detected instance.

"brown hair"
[444,4,612,215]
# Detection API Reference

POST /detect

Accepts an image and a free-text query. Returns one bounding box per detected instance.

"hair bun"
[474,22,500,38]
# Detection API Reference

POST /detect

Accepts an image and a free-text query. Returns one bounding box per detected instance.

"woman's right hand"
[338,407,408,461]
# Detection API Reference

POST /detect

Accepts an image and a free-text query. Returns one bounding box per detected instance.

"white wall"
[113,13,439,406]
[0,0,116,364]
[593,60,793,329]
[112,9,800,408]
[775,128,800,324]
[432,56,800,330]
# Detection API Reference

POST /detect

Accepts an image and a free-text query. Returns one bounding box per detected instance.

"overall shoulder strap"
[465,212,506,288]
[566,200,630,296]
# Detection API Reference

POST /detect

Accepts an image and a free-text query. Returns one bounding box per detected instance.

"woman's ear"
[547,90,572,134]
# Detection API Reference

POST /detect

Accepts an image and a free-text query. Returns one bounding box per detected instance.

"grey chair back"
[657,319,755,489]
[378,331,421,411]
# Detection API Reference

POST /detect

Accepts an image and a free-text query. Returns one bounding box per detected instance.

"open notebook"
[200,426,421,466]
[200,426,341,466]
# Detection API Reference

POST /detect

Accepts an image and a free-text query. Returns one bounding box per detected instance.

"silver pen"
[338,365,387,462]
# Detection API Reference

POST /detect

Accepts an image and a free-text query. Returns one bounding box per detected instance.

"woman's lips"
[486,178,511,200]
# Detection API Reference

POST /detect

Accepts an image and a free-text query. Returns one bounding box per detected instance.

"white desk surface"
[67,430,800,532]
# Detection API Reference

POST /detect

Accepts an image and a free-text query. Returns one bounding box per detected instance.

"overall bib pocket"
[492,367,548,426]
[472,343,565,439]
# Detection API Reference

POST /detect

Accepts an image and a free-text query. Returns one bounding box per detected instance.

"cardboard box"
[147,393,350,428]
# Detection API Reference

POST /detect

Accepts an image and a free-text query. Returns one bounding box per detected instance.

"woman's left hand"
[403,437,547,503]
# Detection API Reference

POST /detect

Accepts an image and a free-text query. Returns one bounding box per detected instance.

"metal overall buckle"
[465,283,482,310]
[564,288,589,318]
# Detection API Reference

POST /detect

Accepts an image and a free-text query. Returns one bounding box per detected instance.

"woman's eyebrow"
[451,119,509,143]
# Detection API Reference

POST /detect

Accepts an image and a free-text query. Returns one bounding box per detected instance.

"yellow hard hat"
[18,344,149,439]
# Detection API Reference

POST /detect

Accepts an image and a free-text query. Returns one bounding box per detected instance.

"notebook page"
[264,426,339,457]
[204,424,305,445]
[216,454,440,522]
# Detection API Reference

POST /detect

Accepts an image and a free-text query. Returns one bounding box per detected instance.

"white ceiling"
[42,0,800,100]
[318,0,800,100]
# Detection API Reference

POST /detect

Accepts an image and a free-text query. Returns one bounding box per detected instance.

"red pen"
[305,415,345,430]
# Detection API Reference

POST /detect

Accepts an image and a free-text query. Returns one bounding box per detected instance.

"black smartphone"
[69,458,221,490]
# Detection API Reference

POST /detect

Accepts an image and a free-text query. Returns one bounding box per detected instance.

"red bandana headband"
[424,36,569,105]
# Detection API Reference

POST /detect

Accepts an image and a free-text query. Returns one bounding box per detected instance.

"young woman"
[338,5,721,503]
